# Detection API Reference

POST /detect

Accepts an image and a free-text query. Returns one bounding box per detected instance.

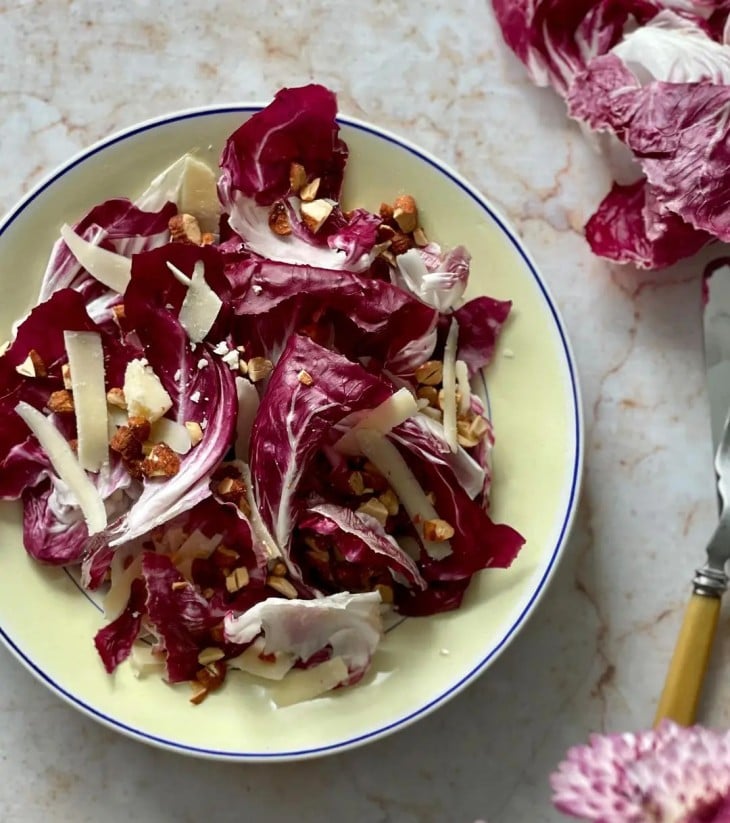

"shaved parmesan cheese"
[149,418,192,455]
[15,354,36,377]
[64,331,109,472]
[137,154,220,234]
[455,359,471,416]
[235,377,259,461]
[15,401,107,534]
[0,340,11,356]
[442,319,459,453]
[228,638,295,681]
[123,359,173,423]
[129,643,165,678]
[104,551,142,620]
[169,528,219,578]
[355,428,452,560]
[335,388,418,455]
[60,223,131,294]
[173,260,222,344]
[270,657,349,708]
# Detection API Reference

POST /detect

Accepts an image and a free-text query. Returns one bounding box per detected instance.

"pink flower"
[551,721,730,822]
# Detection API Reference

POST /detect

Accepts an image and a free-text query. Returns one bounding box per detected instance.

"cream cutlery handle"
[654,593,721,727]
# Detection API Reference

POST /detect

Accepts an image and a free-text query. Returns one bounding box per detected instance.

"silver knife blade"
[698,268,730,592]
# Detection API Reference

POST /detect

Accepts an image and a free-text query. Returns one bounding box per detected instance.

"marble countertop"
[0,1,724,821]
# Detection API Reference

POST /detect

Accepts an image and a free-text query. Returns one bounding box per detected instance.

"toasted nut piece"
[169,213,203,245]
[375,583,394,604]
[29,349,47,378]
[423,518,455,542]
[412,227,429,247]
[61,363,72,390]
[299,177,321,202]
[438,388,462,411]
[225,567,250,593]
[456,420,480,449]
[289,162,307,192]
[268,201,291,236]
[468,415,491,440]
[198,647,225,666]
[202,587,216,600]
[195,660,226,691]
[415,361,443,386]
[357,497,390,527]
[185,421,204,446]
[171,580,188,591]
[238,359,249,376]
[112,304,126,323]
[268,558,288,577]
[247,357,273,383]
[215,545,239,561]
[189,681,209,705]
[300,199,334,234]
[201,232,215,245]
[106,387,127,409]
[110,426,143,460]
[379,202,394,220]
[378,488,400,516]
[47,389,75,414]
[216,476,246,500]
[390,232,412,256]
[416,385,439,406]
[127,416,152,442]
[297,369,314,386]
[348,471,369,496]
[393,195,418,234]
[141,442,181,478]
[267,576,298,599]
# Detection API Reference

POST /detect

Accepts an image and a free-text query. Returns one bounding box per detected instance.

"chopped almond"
[357,497,390,527]
[415,360,443,386]
[268,201,291,236]
[299,177,321,202]
[297,369,314,386]
[47,389,75,414]
[247,357,273,383]
[169,213,203,245]
[378,488,400,516]
[266,576,298,599]
[393,195,418,234]
[61,363,72,390]
[141,442,180,478]
[423,518,455,542]
[289,162,307,192]
[300,199,333,234]
[375,583,394,604]
[106,387,127,409]
[225,567,250,593]
[185,421,203,446]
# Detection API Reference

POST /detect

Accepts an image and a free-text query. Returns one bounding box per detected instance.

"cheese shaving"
[149,418,192,455]
[455,359,471,416]
[334,388,418,455]
[60,224,131,294]
[355,428,452,560]
[15,401,107,534]
[269,657,349,708]
[442,319,459,453]
[227,638,295,681]
[172,260,222,344]
[64,331,109,472]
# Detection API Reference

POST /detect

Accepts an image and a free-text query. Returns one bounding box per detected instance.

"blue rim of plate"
[0,105,584,761]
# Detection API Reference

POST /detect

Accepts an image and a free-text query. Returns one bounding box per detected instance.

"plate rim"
[0,103,584,761]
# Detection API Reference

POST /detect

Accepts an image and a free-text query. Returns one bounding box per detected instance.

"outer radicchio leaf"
[94,577,147,674]
[142,551,218,682]
[38,199,176,322]
[301,503,427,590]
[249,334,394,566]
[224,590,382,683]
[452,296,513,377]
[227,258,438,372]
[395,246,472,312]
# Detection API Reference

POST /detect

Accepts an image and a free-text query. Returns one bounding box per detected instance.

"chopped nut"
[201,232,215,245]
[127,416,152,442]
[357,497,390,527]
[225,567,250,593]
[416,385,439,406]
[361,461,389,493]
[415,360,443,386]
[185,421,204,446]
[106,387,127,409]
[289,162,307,192]
[375,583,394,604]
[379,202,394,220]
[112,304,126,323]
[215,544,240,561]
[393,195,418,234]
[198,647,225,666]
[299,177,321,202]
[61,363,72,390]
[47,389,74,414]
[247,357,273,383]
[268,201,291,236]
[110,426,143,460]
[423,518,455,542]
[300,198,334,234]
[216,476,247,501]
[378,488,400,516]
[412,227,429,247]
[437,388,461,411]
[297,369,314,386]
[456,420,480,449]
[390,232,412,256]
[189,681,209,705]
[268,558,288,577]
[468,415,491,440]
[195,659,226,691]
[29,349,47,378]
[169,213,203,245]
[202,587,216,600]
[266,576,298,599]
[348,471,368,496]
[238,359,249,376]
[171,580,189,591]
[16,351,42,378]
[141,442,181,478]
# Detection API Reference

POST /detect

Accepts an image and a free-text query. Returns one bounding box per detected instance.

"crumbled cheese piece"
[64,331,109,472]
[190,390,201,403]
[335,388,418,455]
[197,358,208,369]
[123,359,173,423]
[222,349,240,370]
[252,284,263,295]
[212,341,230,356]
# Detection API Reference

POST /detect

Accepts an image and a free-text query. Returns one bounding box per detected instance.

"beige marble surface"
[0,1,725,821]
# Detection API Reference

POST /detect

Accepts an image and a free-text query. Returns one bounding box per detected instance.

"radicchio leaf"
[452,296,512,377]
[94,577,147,674]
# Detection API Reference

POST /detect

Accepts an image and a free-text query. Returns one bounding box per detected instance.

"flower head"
[551,721,730,822]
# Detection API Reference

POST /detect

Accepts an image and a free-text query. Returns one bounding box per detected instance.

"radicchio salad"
[0,85,524,708]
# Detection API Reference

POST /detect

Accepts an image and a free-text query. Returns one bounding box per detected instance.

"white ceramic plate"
[0,106,583,761]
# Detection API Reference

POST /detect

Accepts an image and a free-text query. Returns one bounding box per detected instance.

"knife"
[654,269,730,726]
